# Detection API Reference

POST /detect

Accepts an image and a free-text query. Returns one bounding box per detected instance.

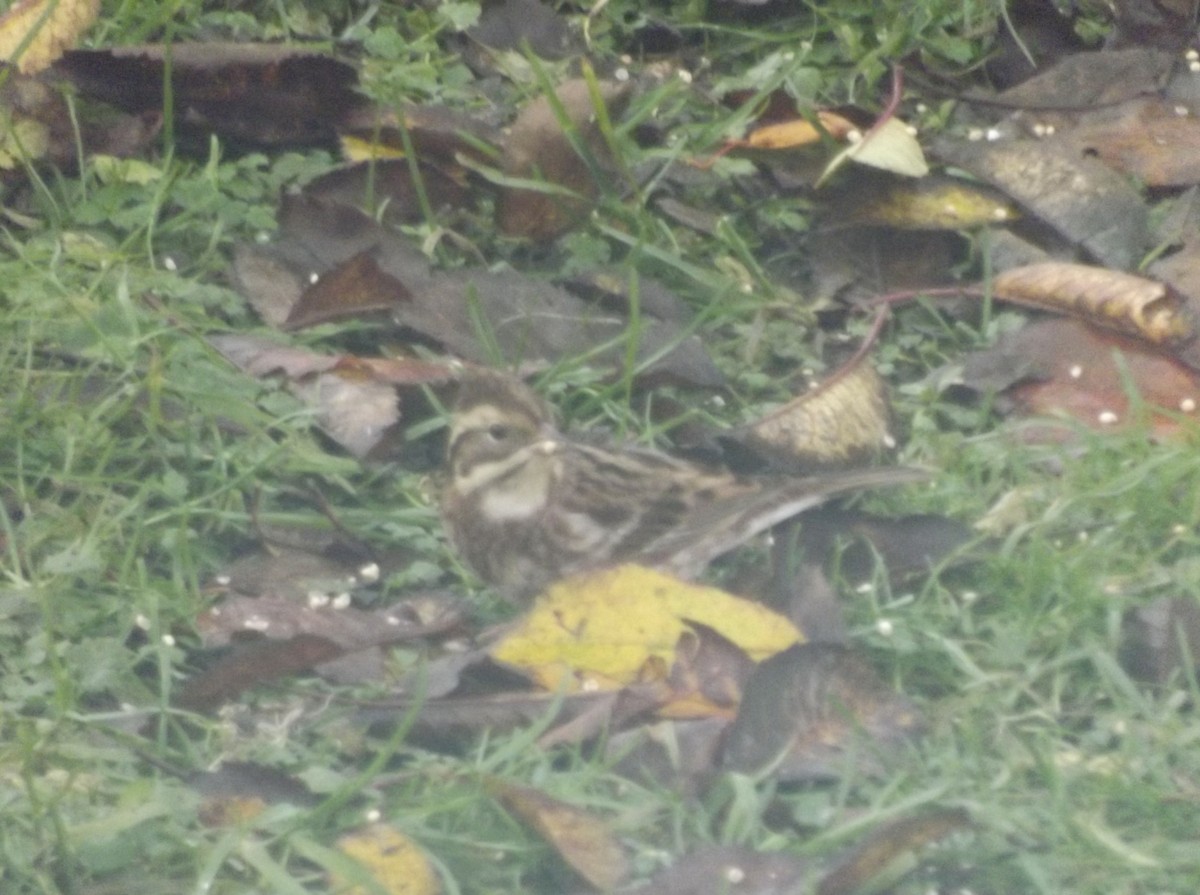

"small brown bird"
[441,369,924,599]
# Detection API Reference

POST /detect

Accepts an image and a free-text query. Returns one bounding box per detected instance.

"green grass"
[2,0,1199,893]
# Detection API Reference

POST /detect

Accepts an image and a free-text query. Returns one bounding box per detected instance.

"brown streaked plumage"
[441,369,924,599]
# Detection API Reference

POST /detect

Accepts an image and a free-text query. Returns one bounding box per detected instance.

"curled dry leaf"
[737,360,893,471]
[993,262,1196,347]
[489,779,630,891]
[0,0,98,74]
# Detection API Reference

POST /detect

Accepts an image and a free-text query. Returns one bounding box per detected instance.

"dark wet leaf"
[234,194,724,387]
[190,760,320,826]
[467,0,577,59]
[988,47,1175,110]
[932,130,1150,270]
[1120,596,1200,684]
[303,159,473,225]
[57,44,367,145]
[179,594,465,709]
[807,227,962,306]
[722,643,924,781]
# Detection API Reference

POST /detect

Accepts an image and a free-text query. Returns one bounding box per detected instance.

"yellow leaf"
[489,564,802,693]
[334,824,440,895]
[0,0,100,74]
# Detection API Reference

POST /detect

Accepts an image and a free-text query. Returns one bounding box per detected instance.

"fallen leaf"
[0,0,98,74]
[827,173,1019,230]
[961,317,1200,440]
[733,359,894,472]
[992,262,1196,347]
[334,824,440,895]
[489,564,802,702]
[722,642,924,781]
[489,780,629,891]
[933,131,1150,270]
[818,116,929,185]
[58,44,367,145]
[497,77,631,241]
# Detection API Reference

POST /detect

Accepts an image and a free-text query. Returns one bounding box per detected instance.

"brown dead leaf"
[722,643,924,781]
[284,251,413,329]
[497,78,632,241]
[962,317,1200,440]
[489,780,630,891]
[0,0,98,74]
[739,110,857,151]
[334,824,441,895]
[993,262,1196,347]
[304,159,473,225]
[179,594,465,710]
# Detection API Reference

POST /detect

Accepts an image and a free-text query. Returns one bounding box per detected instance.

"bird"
[440,368,925,600]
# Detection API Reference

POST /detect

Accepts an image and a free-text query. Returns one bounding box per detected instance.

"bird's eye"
[487,424,511,441]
